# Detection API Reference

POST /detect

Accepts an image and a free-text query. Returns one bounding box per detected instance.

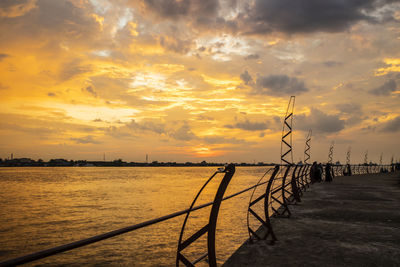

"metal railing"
[0,163,396,267]
[243,163,394,249]
[246,164,311,245]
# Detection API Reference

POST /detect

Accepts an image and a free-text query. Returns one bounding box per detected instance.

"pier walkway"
[223,172,400,267]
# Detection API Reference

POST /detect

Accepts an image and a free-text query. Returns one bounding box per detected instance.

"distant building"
[48,159,71,166]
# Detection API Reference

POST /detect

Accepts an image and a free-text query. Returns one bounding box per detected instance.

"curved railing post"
[296,165,305,194]
[303,164,311,188]
[339,165,344,176]
[247,165,280,244]
[334,165,340,177]
[176,164,236,267]
[263,165,281,243]
[280,165,292,202]
[307,164,313,185]
[207,164,235,267]
[289,165,301,203]
[271,165,292,217]
[301,164,308,190]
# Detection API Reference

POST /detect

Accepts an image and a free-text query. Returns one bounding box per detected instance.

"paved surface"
[223,172,400,267]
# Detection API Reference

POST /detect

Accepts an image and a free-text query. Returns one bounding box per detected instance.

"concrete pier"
[223,172,400,267]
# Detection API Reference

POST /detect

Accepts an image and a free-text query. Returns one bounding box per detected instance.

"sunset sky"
[1,0,400,164]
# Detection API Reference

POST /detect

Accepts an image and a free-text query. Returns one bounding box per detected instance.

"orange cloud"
[375,58,400,76]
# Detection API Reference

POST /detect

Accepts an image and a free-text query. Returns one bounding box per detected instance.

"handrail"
[247,165,280,243]
[176,164,235,266]
[270,165,292,217]
[243,162,394,248]
[246,168,275,241]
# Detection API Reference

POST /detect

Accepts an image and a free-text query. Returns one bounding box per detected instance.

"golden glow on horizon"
[189,146,227,158]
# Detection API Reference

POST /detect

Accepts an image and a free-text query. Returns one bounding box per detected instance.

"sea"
[0,166,274,266]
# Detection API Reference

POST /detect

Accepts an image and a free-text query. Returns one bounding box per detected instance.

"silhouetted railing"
[334,164,392,176]
[0,163,396,267]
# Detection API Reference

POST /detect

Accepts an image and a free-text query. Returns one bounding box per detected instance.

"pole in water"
[281,96,295,165]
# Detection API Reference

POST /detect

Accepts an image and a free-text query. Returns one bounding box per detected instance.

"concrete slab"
[223,172,400,267]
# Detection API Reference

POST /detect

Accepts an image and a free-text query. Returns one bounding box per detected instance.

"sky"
[0,0,400,164]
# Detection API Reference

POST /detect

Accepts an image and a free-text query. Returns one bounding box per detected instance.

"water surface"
[0,166,273,266]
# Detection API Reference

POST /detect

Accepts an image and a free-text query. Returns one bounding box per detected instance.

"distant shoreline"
[0,165,274,167]
[0,158,276,167]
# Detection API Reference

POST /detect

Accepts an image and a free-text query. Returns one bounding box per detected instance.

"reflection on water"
[0,167,272,266]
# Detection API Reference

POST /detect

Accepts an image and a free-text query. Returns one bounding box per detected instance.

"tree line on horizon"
[0,157,276,167]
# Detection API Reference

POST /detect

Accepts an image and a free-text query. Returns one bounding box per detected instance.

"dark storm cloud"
[141,0,219,24]
[136,0,241,34]
[369,79,398,95]
[225,119,269,131]
[240,0,399,35]
[381,116,400,132]
[297,108,345,133]
[133,0,400,37]
[253,74,308,96]
[240,70,253,85]
[143,0,191,18]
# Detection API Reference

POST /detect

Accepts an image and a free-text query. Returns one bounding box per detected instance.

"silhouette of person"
[325,163,333,182]
[310,162,317,183]
[317,163,323,182]
[347,164,352,176]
